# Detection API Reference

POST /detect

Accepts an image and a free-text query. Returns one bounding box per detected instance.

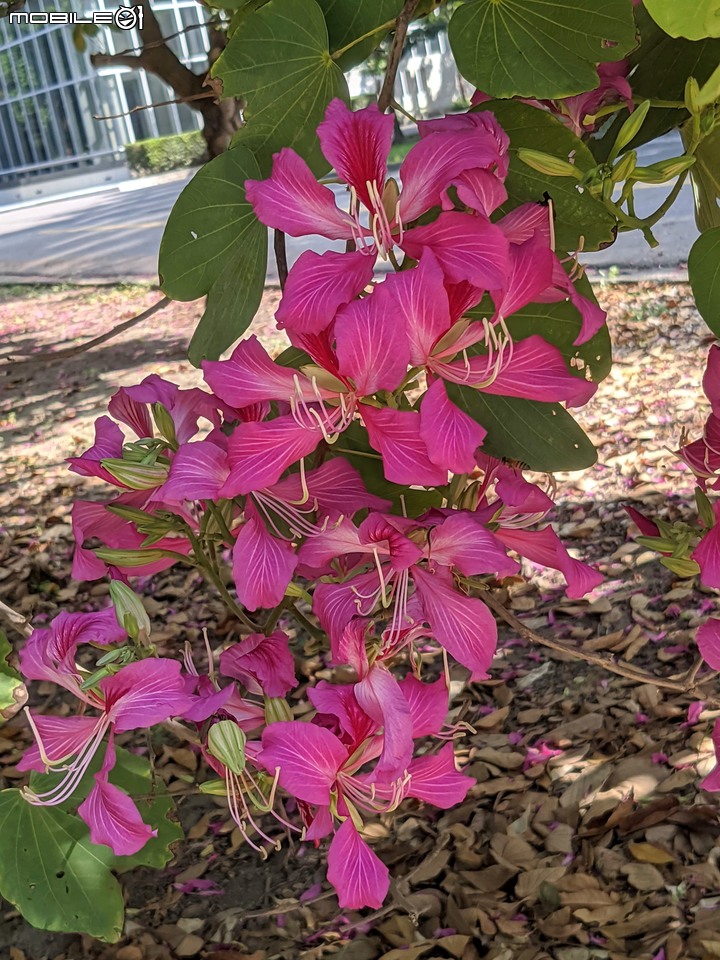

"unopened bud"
[698,64,720,109]
[264,696,292,724]
[631,156,696,183]
[110,581,151,640]
[101,458,169,490]
[660,556,700,578]
[207,720,246,776]
[199,778,228,796]
[610,100,650,160]
[94,546,168,567]
[611,149,637,184]
[517,148,581,179]
[152,403,177,446]
[685,76,702,115]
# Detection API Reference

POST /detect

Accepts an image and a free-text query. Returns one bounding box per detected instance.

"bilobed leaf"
[213,0,349,174]
[0,631,25,721]
[158,146,268,364]
[446,384,597,472]
[689,226,720,334]
[449,0,636,100]
[481,100,616,251]
[0,790,124,942]
[318,0,403,69]
[644,0,720,40]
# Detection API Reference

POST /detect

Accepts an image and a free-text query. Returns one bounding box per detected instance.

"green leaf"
[480,100,616,251]
[683,124,720,231]
[0,631,25,721]
[0,790,124,942]
[213,0,349,174]
[689,226,720,334]
[318,0,403,69]
[158,147,267,364]
[449,0,636,100]
[644,0,720,40]
[446,385,597,472]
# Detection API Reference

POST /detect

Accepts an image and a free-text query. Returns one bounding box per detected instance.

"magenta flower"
[246,99,510,335]
[697,617,720,669]
[19,658,192,855]
[495,524,603,599]
[301,510,519,678]
[219,631,298,699]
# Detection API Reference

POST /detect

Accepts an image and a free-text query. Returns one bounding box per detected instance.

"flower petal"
[231,515,297,612]
[361,405,448,487]
[220,416,324,496]
[399,675,449,738]
[276,249,375,335]
[493,230,554,319]
[693,524,720,589]
[270,459,390,516]
[220,631,297,698]
[454,167,508,216]
[159,440,230,501]
[260,720,346,805]
[401,212,509,289]
[327,819,389,909]
[202,335,310,408]
[102,658,191,733]
[317,99,393,207]
[407,742,473,808]
[429,512,519,577]
[385,250,452,366]
[354,666,413,776]
[496,525,603,598]
[697,618,720,670]
[67,416,125,484]
[17,714,100,772]
[420,378,487,473]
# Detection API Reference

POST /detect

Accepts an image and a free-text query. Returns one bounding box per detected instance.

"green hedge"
[124,130,207,176]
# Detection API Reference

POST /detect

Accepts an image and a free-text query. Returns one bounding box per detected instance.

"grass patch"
[388,135,420,166]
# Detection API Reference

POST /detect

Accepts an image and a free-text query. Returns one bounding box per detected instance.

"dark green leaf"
[683,124,720,231]
[644,0,720,40]
[213,0,349,174]
[0,790,124,942]
[481,100,616,251]
[275,345,314,369]
[158,147,267,364]
[446,384,597,472]
[689,226,720,334]
[318,0,403,69]
[0,631,24,720]
[449,0,636,100]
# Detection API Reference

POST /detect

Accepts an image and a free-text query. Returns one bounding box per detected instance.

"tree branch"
[378,0,420,113]
[0,599,32,639]
[4,297,170,370]
[273,230,289,290]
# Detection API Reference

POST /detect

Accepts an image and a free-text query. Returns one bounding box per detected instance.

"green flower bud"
[685,77,701,115]
[631,156,696,183]
[94,546,168,567]
[199,778,228,796]
[610,99,651,161]
[207,720,246,776]
[698,64,720,108]
[264,697,292,724]
[611,149,637,184]
[101,458,169,490]
[152,403,177,446]
[517,148,581,179]
[110,581,151,640]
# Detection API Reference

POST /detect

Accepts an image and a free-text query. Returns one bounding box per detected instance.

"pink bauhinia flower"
[19,658,192,855]
[246,99,510,335]
[259,712,471,908]
[220,631,298,699]
[301,510,519,678]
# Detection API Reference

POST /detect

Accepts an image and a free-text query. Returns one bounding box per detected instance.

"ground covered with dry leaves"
[1,282,719,960]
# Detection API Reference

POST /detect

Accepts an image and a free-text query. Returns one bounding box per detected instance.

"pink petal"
[399,675,449,738]
[430,512,519,578]
[202,335,311,409]
[625,506,661,538]
[354,666,413,776]
[276,249,374,335]
[407,742,473,808]
[102,659,191,733]
[231,514,297,612]
[108,386,152,438]
[496,525,603,599]
[17,714,100,772]
[704,345,720,414]
[327,819,389,909]
[400,128,509,222]
[67,417,125,483]
[308,680,377,747]
[245,148,354,239]
[220,416,324,496]
[159,440,230,501]
[260,721,346,805]
[697,618,720,670]
[692,525,720,589]
[335,619,370,676]
[412,566,498,678]
[498,202,551,245]
[387,251,452,366]
[313,573,382,648]
[220,631,297,698]
[490,457,555,514]
[78,764,155,856]
[401,212,509,289]
[420,378,487,473]
[361,405,448,487]
[454,167,508,216]
[317,99,393,208]
[702,718,720,791]
[299,516,367,571]
[493,231,554,319]
[359,513,423,570]
[334,280,411,395]
[270,459,390,516]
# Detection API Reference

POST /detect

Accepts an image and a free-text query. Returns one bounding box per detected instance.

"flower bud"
[152,402,177,446]
[207,720,246,776]
[517,148,581,179]
[94,546,168,567]
[698,64,720,109]
[610,100,650,160]
[685,77,701,115]
[264,696,292,724]
[611,149,637,184]
[631,156,696,184]
[110,581,151,640]
[101,458,169,490]
[199,778,228,796]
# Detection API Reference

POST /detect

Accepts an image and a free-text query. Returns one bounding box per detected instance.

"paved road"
[0,133,697,285]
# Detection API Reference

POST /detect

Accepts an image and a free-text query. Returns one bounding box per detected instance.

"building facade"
[0,0,209,185]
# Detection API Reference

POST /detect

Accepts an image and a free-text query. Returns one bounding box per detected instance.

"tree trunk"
[198,97,242,158]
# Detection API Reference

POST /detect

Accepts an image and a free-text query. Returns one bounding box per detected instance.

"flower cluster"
[16,101,609,909]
